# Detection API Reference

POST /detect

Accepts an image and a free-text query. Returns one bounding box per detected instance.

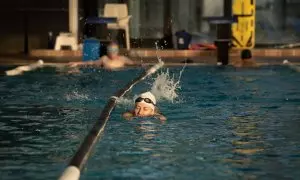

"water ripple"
[0,66,299,180]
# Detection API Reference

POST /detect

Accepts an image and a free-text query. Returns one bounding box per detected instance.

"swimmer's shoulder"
[244,59,259,68]
[119,56,135,65]
[231,58,242,68]
[155,114,167,121]
[94,56,110,67]
[232,58,258,68]
[118,55,128,59]
[118,55,129,61]
[99,55,109,61]
[154,108,167,121]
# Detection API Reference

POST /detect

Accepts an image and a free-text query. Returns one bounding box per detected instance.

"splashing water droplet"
[155,42,162,63]
[150,66,185,103]
[117,41,186,107]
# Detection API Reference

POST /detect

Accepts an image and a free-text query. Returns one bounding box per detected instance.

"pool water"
[0,66,299,180]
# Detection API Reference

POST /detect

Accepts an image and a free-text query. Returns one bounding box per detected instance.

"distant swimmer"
[232,49,259,68]
[69,42,137,70]
[122,91,167,121]
[283,59,300,72]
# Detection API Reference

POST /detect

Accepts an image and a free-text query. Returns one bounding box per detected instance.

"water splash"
[117,67,185,107]
[155,42,162,63]
[117,38,185,106]
[115,97,135,106]
[65,90,90,101]
[150,67,185,103]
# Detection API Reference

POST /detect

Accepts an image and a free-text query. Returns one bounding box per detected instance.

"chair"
[54,32,78,50]
[104,3,132,50]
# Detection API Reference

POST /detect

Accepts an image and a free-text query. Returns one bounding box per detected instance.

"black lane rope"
[59,61,164,180]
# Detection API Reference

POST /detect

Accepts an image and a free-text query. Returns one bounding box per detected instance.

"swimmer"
[232,49,259,68]
[283,59,300,72]
[122,91,167,121]
[69,42,137,70]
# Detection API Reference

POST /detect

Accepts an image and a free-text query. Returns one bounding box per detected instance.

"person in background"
[69,42,137,70]
[232,49,259,68]
[123,91,167,121]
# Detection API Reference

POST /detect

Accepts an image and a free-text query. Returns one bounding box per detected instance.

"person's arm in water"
[122,111,135,120]
[122,111,167,121]
[122,56,143,67]
[68,57,104,67]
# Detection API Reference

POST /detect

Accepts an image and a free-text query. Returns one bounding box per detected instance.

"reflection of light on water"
[136,120,158,140]
[230,115,264,156]
[233,148,264,155]
[140,147,153,152]
[224,108,265,174]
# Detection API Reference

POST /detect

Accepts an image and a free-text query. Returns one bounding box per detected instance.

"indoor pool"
[0,65,299,180]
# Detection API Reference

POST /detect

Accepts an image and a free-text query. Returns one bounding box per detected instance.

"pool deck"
[1,48,300,66]
[29,48,300,58]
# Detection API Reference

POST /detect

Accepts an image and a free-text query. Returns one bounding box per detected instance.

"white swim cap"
[283,59,289,64]
[138,91,156,105]
[38,59,44,64]
[135,91,157,111]
[217,62,222,66]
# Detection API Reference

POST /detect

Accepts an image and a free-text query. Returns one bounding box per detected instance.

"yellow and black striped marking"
[232,0,256,49]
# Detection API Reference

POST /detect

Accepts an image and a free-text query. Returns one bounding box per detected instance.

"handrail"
[58,61,164,180]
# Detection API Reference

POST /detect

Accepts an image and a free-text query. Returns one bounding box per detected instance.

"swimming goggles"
[135,97,155,105]
[107,47,119,53]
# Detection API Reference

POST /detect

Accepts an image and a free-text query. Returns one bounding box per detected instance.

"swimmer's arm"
[122,111,135,120]
[68,61,85,67]
[68,60,102,67]
[155,113,167,121]
[123,56,143,66]
[123,57,135,65]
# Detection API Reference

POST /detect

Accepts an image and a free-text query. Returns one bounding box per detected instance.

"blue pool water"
[0,65,299,179]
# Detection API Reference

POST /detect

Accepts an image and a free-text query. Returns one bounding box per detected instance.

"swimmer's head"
[134,92,156,117]
[37,59,44,65]
[107,42,119,58]
[216,62,222,66]
[283,59,289,64]
[241,49,252,60]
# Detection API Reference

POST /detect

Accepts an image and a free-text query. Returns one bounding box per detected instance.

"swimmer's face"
[134,102,155,117]
[107,44,119,58]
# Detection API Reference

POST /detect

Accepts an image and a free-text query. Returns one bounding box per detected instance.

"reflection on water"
[136,120,158,140]
[225,108,265,179]
[0,105,90,179]
[135,119,165,140]
[231,113,264,155]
